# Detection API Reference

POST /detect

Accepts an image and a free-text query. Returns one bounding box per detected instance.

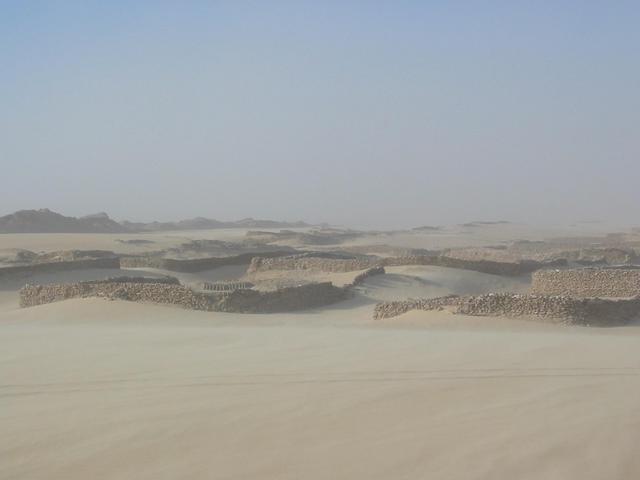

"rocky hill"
[0,209,310,234]
[0,210,128,233]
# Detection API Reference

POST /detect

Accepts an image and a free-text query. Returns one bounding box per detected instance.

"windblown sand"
[2,297,640,479]
[1,227,640,479]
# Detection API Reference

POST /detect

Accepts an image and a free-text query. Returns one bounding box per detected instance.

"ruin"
[531,268,640,298]
[19,279,349,314]
[202,281,254,293]
[250,253,564,276]
[373,293,640,326]
[119,251,294,272]
[0,256,121,278]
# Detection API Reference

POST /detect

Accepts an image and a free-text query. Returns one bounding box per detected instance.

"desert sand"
[2,228,640,479]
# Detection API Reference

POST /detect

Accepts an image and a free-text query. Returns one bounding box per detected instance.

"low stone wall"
[555,248,638,266]
[19,279,349,313]
[118,255,166,269]
[202,281,254,292]
[457,294,640,326]
[348,266,386,287]
[373,293,640,326]
[531,268,640,298]
[215,282,348,313]
[101,275,180,285]
[120,251,293,272]
[248,255,375,273]
[20,282,213,310]
[373,295,463,320]
[381,256,565,276]
[0,256,121,278]
[249,254,562,277]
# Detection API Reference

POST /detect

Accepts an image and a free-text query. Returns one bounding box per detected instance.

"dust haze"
[2,3,640,480]
[2,3,638,228]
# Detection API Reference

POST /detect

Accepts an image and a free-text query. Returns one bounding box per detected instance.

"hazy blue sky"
[2,1,639,228]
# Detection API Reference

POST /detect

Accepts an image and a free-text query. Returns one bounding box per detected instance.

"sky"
[1,1,639,229]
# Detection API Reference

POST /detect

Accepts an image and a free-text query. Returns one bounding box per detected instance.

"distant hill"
[121,216,309,232]
[0,209,310,233]
[0,209,128,233]
[412,225,442,232]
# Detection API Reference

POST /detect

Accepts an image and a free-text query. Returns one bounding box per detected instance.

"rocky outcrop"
[531,268,640,298]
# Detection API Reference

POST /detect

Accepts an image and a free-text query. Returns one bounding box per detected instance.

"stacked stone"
[218,282,348,313]
[20,279,350,313]
[0,256,121,279]
[348,266,386,287]
[373,295,462,320]
[248,255,378,273]
[248,253,562,277]
[19,282,219,311]
[380,255,562,276]
[118,255,166,269]
[100,275,180,284]
[121,251,294,272]
[456,294,577,319]
[374,292,640,326]
[531,268,640,298]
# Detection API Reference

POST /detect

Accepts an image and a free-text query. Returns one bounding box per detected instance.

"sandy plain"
[1,226,640,480]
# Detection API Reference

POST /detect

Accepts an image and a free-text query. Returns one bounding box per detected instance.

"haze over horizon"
[2,2,639,229]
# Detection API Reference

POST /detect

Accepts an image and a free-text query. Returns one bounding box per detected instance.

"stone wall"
[347,266,386,287]
[249,253,562,277]
[373,295,463,320]
[101,275,180,284]
[215,282,348,313]
[531,268,640,298]
[457,294,640,326]
[202,281,254,292]
[373,293,640,326]
[381,256,565,276]
[19,279,349,313]
[118,255,166,269]
[248,255,376,273]
[120,251,293,272]
[0,256,121,278]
